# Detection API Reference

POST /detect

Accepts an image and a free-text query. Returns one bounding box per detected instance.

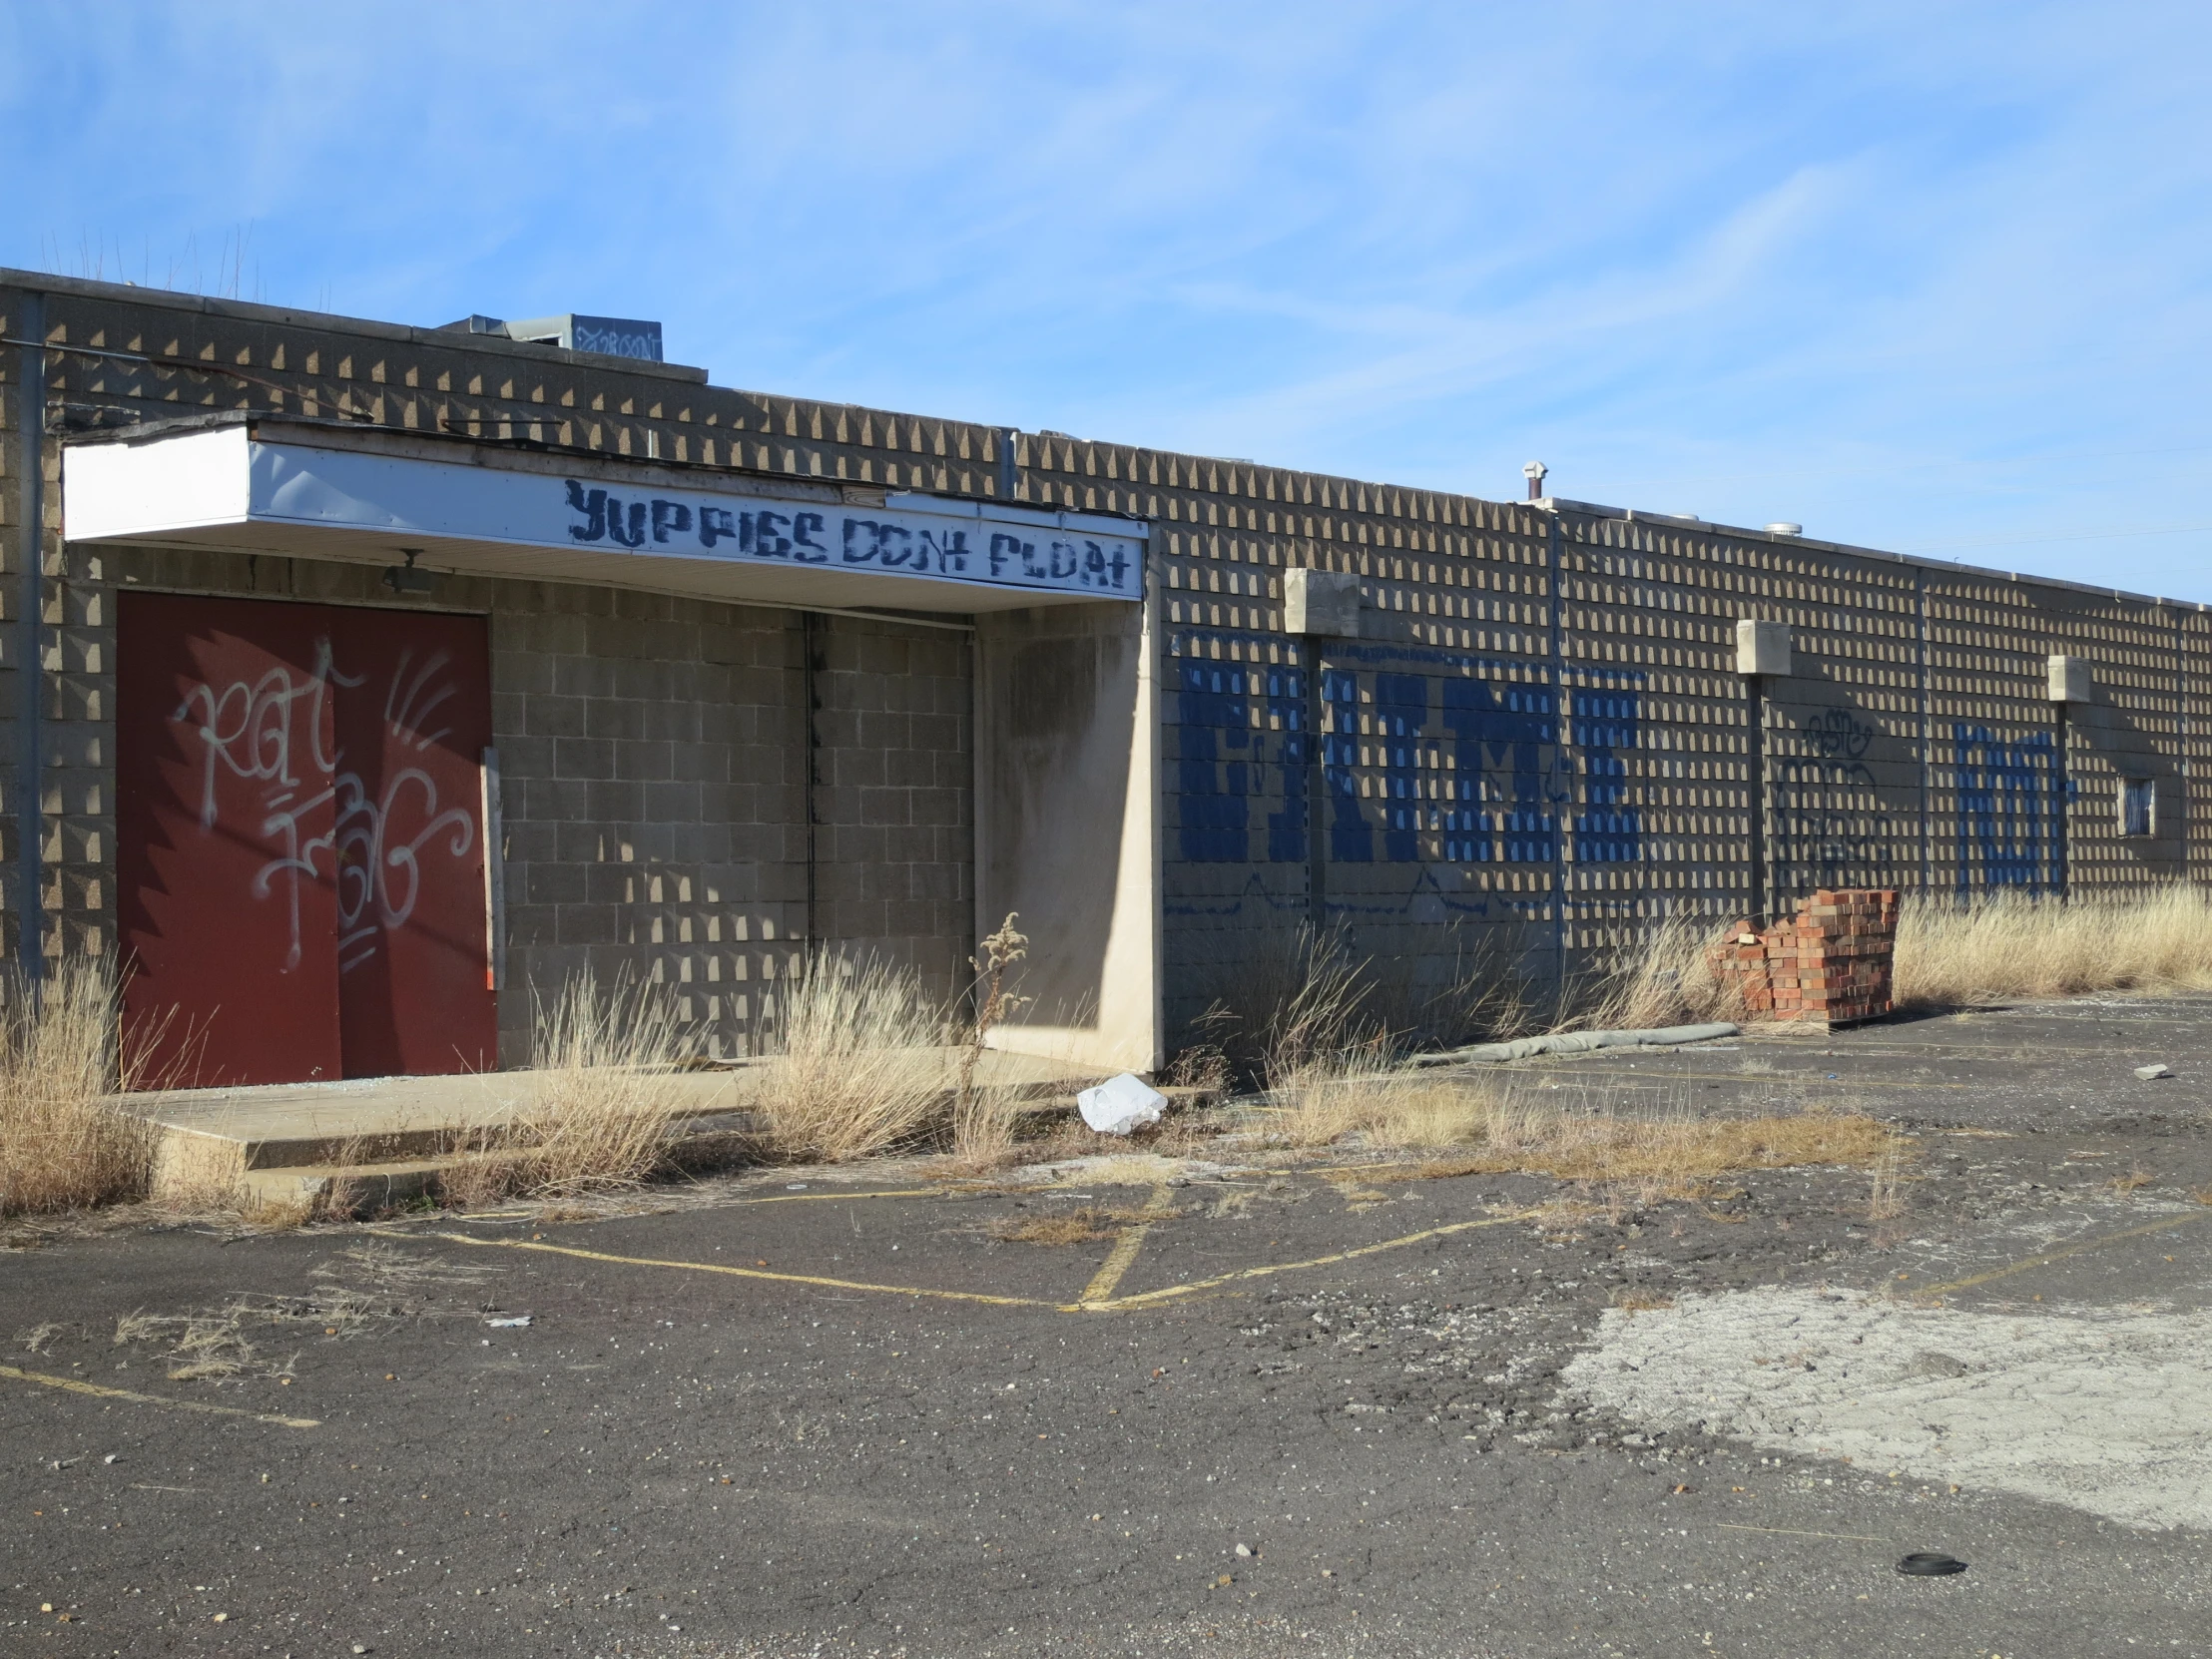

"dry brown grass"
[1893,886,2212,1007]
[754,952,950,1162]
[445,970,694,1203]
[1572,886,2212,1025]
[0,960,157,1218]
[1580,912,1748,1031]
[1271,1066,1902,1203]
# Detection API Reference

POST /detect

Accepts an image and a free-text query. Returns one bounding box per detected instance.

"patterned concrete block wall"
[807,615,974,1002]
[1,276,974,1061]
[3,271,2208,1066]
[49,543,965,1064]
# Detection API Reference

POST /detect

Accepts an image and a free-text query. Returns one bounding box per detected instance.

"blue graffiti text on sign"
[561,481,1138,598]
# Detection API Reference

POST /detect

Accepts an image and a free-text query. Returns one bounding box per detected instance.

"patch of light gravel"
[1562,1285,2212,1530]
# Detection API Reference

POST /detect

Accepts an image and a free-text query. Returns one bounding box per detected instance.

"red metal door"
[117,595,496,1088]
[326,608,496,1078]
[118,594,344,1087]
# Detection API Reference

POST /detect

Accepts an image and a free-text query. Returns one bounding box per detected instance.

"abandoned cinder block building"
[3,270,2206,1088]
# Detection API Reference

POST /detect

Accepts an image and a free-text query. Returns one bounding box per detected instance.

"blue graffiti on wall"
[1570,687,1643,864]
[1172,632,1580,870]
[1176,662,1251,862]
[1438,678,1555,863]
[1374,674,1428,863]
[1263,667,1308,864]
[1321,668,1373,863]
[1953,724,2055,892]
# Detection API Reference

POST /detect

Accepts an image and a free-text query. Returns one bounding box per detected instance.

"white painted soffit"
[61,424,1146,614]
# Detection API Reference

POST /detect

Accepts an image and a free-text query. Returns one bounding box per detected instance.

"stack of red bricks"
[1708,888,1901,1027]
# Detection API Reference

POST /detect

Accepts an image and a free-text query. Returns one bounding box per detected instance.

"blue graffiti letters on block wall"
[1176,662,1252,862]
[1570,688,1644,864]
[1374,675,1428,864]
[1439,678,1554,863]
[1263,668,1308,864]
[1321,669,1374,863]
[1953,724,2054,892]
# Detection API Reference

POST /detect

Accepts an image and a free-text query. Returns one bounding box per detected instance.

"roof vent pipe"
[1522,460,1548,500]
[1765,521,1804,536]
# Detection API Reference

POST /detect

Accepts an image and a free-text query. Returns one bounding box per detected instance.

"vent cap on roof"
[440,312,663,362]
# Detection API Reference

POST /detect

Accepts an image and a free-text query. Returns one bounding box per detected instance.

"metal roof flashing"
[1532,497,2203,614]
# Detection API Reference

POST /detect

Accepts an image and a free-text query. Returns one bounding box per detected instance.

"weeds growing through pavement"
[753,951,950,1161]
[986,1205,1173,1246]
[1866,1142,1908,1220]
[0,959,157,1218]
[1580,912,1748,1031]
[953,914,1029,1164]
[1267,1065,1902,1208]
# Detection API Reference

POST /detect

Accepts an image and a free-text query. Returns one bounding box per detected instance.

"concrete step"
[239,1157,458,1211]
[123,1049,1116,1204]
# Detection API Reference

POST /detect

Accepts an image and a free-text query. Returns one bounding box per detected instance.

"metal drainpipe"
[1305,628,1327,933]
[1544,509,1569,1013]
[802,609,822,949]
[997,428,1020,503]
[13,290,45,982]
[2177,607,2192,885]
[1916,566,1932,899]
[2053,695,2070,900]
[1747,672,1769,925]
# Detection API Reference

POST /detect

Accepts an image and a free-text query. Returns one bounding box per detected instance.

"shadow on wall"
[974,604,1152,1066]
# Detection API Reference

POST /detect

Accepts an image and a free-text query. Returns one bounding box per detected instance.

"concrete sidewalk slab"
[118,1047,1108,1202]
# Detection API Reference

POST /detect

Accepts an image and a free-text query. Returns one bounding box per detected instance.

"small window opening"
[2120,777,2155,838]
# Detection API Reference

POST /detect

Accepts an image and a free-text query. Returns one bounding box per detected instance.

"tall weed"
[755,951,950,1161]
[0,959,155,1217]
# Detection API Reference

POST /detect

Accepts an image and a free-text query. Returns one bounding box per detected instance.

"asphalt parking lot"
[5,995,2211,1658]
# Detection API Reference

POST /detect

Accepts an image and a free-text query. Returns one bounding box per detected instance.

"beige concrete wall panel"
[974,600,1161,1071]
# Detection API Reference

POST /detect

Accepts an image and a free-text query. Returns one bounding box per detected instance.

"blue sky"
[5,2,2210,597]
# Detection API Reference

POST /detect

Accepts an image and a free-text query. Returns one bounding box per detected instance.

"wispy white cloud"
[5,0,2211,592]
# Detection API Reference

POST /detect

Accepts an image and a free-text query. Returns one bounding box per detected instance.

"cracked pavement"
[4,995,2211,1656]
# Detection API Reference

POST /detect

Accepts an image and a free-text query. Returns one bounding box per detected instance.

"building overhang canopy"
[62,417,1145,615]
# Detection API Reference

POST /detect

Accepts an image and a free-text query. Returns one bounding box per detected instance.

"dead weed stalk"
[953,914,1029,1164]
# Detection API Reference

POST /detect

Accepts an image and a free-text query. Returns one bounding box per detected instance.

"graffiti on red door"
[118,595,497,1088]
[176,641,476,974]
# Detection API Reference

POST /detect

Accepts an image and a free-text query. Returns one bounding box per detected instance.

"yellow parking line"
[431,1232,1060,1309]
[1084,1208,1545,1313]
[1908,1209,2212,1301]
[0,1364,319,1429]
[1078,1184,1178,1306]
[431,1206,1551,1317]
